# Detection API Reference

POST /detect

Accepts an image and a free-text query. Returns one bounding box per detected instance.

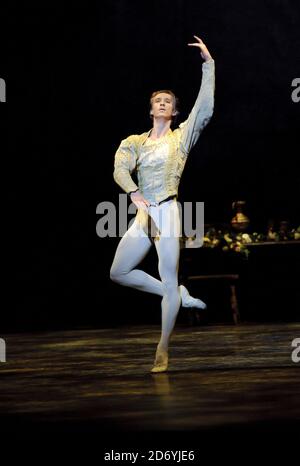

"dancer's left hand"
[188,35,213,62]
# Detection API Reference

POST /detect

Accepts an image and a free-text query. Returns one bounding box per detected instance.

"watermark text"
[291,78,300,103]
[291,338,300,363]
[0,78,6,102]
[0,338,6,362]
[96,195,204,247]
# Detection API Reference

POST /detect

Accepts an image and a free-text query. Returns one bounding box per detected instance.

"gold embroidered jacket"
[113,59,215,203]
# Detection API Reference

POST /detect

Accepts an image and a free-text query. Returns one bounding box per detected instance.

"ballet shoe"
[151,348,168,373]
[180,285,207,310]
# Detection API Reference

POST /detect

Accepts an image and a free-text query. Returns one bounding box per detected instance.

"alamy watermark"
[291,338,300,363]
[0,78,6,102]
[291,78,300,103]
[0,338,6,362]
[96,195,204,247]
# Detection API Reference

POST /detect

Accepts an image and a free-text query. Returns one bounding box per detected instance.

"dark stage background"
[6,0,300,331]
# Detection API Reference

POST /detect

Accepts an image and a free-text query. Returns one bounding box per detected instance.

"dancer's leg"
[154,233,181,351]
[110,212,162,294]
[151,201,181,372]
[110,205,203,305]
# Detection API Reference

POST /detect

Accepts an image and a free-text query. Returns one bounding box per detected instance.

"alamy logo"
[0,338,6,362]
[96,195,204,247]
[0,78,6,102]
[291,78,300,103]
[291,338,300,363]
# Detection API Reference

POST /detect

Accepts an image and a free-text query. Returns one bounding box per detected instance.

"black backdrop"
[6,0,300,331]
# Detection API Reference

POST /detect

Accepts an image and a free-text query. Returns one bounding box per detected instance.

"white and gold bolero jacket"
[113,59,215,204]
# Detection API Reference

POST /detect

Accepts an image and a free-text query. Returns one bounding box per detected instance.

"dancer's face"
[150,93,176,120]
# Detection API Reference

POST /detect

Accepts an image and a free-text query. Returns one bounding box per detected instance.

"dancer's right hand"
[130,190,150,211]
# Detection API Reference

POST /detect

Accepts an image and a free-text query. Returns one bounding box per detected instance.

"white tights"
[110,199,181,350]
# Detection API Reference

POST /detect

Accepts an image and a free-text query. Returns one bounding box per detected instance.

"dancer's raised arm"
[178,35,215,155]
[187,34,213,62]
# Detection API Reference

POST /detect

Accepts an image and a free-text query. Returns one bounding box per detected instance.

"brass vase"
[231,201,250,231]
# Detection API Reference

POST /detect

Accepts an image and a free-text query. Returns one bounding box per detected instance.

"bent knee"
[110,266,127,284]
[110,267,120,283]
[162,280,178,294]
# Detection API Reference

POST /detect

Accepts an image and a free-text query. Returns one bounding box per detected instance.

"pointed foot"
[180,285,207,310]
[151,347,168,373]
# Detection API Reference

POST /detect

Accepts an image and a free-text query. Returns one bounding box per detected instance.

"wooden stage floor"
[1,322,299,438]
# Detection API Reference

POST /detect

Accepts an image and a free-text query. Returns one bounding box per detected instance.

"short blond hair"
[149,90,179,121]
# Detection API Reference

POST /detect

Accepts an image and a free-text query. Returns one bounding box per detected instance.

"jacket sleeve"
[113,135,139,194]
[178,59,215,156]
